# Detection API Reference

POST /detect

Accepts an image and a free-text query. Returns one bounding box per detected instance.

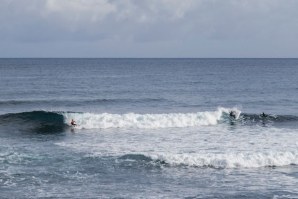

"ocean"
[0,58,298,198]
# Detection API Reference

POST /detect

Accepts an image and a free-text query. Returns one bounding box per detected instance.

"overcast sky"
[1,0,298,58]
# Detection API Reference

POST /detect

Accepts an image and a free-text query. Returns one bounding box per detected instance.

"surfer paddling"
[70,119,77,126]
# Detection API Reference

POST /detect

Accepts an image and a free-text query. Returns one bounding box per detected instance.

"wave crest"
[62,107,237,129]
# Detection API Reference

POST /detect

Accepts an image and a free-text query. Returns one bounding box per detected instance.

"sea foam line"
[147,151,298,168]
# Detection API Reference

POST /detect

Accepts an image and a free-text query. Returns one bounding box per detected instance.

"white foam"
[148,151,298,168]
[62,107,239,129]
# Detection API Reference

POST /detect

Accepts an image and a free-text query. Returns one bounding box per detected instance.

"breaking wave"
[1,108,298,131]
[120,151,298,169]
[62,107,238,129]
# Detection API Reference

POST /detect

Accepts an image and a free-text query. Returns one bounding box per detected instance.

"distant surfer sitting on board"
[70,119,76,126]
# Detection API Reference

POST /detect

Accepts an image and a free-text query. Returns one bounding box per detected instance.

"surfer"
[260,112,268,118]
[70,119,76,126]
[229,111,236,119]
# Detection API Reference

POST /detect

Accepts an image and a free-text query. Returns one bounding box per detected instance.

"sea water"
[0,58,298,198]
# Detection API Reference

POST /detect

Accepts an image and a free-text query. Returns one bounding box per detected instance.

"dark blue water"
[0,58,298,198]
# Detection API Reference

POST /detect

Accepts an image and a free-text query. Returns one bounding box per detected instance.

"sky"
[1,0,298,58]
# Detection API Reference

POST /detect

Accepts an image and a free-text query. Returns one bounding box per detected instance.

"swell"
[241,113,298,123]
[0,98,167,106]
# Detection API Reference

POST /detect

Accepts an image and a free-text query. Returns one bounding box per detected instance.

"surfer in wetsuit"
[70,119,76,126]
[260,112,268,118]
[229,111,236,119]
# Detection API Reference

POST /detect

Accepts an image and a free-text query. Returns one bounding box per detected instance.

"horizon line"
[1,57,298,59]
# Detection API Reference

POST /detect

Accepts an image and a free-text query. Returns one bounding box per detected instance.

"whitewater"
[59,107,298,168]
[62,107,240,129]
[57,113,298,169]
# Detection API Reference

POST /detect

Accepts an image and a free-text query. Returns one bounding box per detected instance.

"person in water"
[70,119,76,126]
[229,111,236,119]
[260,112,268,118]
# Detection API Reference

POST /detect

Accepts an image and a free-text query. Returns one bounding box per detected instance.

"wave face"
[0,111,66,133]
[62,107,238,129]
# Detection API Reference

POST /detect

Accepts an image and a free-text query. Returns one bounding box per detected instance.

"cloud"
[0,0,199,42]
[45,0,117,23]
[1,0,298,57]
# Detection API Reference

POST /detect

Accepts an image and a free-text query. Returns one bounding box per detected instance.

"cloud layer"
[1,0,298,57]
